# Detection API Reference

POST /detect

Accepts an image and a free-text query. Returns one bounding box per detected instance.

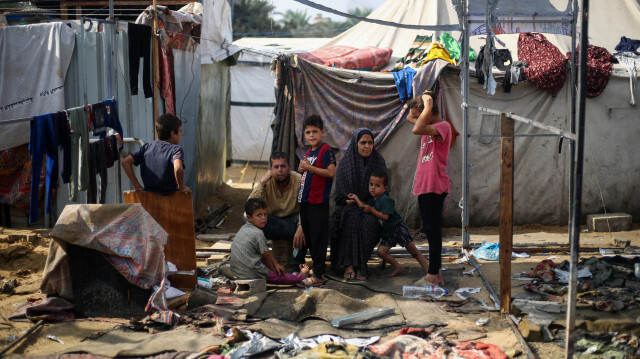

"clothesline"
[0,97,116,127]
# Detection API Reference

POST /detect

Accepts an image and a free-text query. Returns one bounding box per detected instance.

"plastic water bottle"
[402,285,448,299]
[197,277,212,289]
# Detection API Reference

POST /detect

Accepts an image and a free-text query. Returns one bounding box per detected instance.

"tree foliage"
[232,0,281,39]
[232,1,373,39]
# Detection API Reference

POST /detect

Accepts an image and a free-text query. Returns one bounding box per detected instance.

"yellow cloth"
[293,342,360,358]
[422,42,457,66]
[248,172,301,218]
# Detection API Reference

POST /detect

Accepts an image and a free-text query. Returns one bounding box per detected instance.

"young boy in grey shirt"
[231,198,311,286]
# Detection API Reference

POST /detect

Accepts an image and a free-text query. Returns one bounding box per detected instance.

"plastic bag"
[472,240,499,261]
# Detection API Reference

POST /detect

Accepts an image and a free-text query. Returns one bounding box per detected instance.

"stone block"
[586,213,632,232]
[197,233,234,243]
[233,279,266,296]
[206,254,228,266]
[612,238,630,248]
[518,318,543,342]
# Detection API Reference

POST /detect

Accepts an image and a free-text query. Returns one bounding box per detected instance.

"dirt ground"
[1,164,639,358]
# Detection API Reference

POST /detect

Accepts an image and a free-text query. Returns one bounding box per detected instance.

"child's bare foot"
[388,266,405,277]
[424,273,440,285]
[438,270,444,285]
[299,264,310,277]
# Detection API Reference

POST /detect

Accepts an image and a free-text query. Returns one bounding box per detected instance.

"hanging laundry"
[422,42,456,66]
[68,107,90,202]
[517,32,568,94]
[103,99,124,147]
[567,45,616,98]
[127,23,153,98]
[29,114,58,223]
[616,53,640,106]
[105,135,120,169]
[476,46,513,93]
[52,112,71,184]
[510,61,529,86]
[392,67,417,103]
[0,22,75,151]
[88,139,107,204]
[439,32,477,61]
[614,36,640,55]
[90,102,108,136]
[394,35,433,69]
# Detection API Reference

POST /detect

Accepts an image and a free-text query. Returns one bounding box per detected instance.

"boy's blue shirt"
[367,193,403,238]
[131,140,184,195]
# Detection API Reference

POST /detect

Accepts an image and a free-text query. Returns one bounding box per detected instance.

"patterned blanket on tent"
[280,56,453,161]
[41,204,168,310]
[288,56,407,160]
[297,45,392,70]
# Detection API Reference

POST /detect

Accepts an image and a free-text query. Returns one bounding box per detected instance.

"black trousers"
[299,202,329,279]
[418,192,447,274]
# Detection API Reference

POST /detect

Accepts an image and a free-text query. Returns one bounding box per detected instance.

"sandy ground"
[1,164,639,358]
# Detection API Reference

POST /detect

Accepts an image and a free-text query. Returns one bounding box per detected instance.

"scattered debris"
[46,334,64,344]
[332,307,395,328]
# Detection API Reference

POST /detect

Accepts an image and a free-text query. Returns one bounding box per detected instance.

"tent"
[271,0,640,227]
[229,37,329,163]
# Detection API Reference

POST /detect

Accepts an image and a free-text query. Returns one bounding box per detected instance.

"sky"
[266,0,387,21]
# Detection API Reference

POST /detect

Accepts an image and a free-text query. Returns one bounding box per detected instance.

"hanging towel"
[127,23,153,98]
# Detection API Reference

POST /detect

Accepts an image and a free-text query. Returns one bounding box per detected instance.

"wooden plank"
[124,191,197,289]
[499,113,514,314]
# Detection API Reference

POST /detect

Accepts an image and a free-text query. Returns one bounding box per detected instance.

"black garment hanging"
[476,45,514,93]
[128,23,153,98]
[88,139,107,204]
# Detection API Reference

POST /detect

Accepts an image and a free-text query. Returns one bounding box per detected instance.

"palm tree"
[278,9,311,35]
[232,0,281,39]
[342,7,373,28]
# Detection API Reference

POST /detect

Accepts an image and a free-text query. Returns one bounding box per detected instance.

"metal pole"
[152,0,160,135]
[568,0,578,248]
[461,0,471,249]
[565,0,588,357]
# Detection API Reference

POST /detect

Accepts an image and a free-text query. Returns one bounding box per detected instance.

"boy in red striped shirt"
[295,115,336,287]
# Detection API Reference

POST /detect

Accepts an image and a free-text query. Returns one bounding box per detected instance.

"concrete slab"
[586,213,632,232]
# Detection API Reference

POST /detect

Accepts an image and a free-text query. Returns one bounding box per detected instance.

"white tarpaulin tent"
[230,37,328,163]
[274,0,640,226]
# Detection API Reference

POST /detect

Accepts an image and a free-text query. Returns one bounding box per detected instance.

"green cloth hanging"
[439,32,477,61]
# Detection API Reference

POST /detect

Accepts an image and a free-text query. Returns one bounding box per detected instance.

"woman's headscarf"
[334,128,387,207]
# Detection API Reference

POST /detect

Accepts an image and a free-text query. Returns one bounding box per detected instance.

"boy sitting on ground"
[231,198,311,286]
[348,169,430,277]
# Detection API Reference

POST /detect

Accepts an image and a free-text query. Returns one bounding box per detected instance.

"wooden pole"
[151,0,160,137]
[499,112,514,314]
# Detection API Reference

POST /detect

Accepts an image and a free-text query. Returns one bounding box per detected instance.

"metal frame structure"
[458,1,588,358]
